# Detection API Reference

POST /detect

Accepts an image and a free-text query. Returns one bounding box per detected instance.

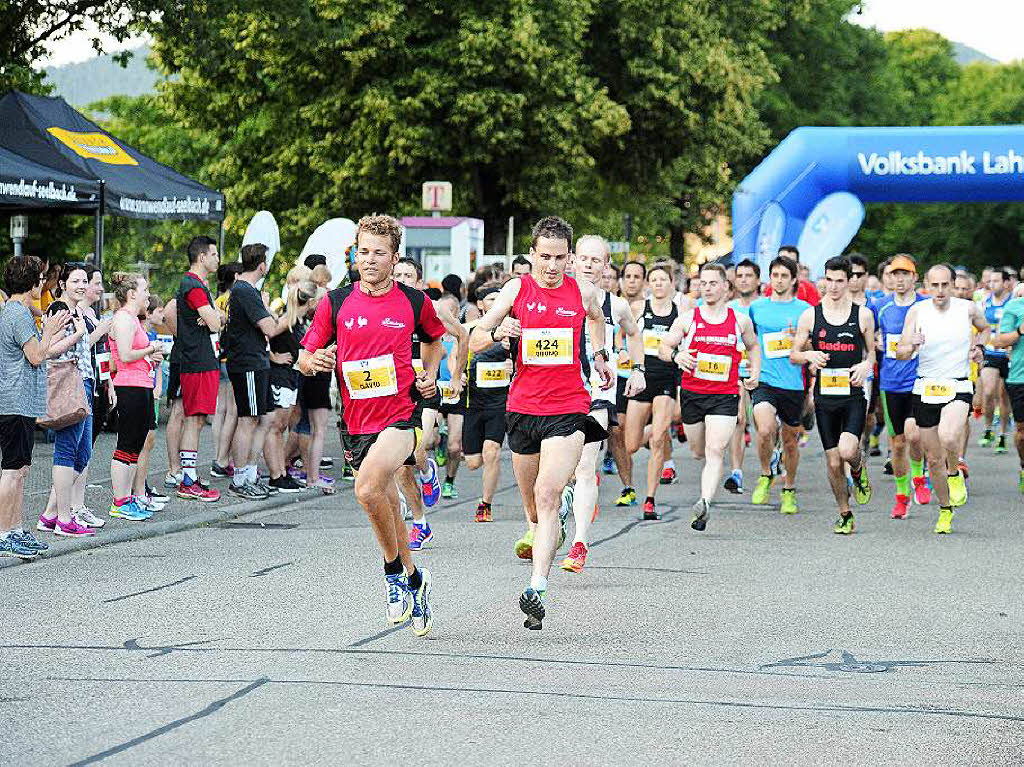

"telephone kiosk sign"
[422,181,452,212]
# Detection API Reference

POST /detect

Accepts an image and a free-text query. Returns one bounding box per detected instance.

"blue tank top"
[748,297,809,390]
[984,295,1010,358]
[875,293,926,392]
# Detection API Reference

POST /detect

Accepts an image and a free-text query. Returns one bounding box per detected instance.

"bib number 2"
[342,354,398,399]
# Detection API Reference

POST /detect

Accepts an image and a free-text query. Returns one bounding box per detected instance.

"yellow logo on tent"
[47,127,138,166]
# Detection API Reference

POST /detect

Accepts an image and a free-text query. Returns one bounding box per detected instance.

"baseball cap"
[888,255,917,274]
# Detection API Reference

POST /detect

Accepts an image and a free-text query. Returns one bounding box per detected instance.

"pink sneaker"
[54,517,96,537]
[912,475,932,505]
[176,481,221,502]
[36,514,57,533]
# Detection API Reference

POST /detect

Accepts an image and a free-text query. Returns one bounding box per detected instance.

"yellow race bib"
[920,378,955,404]
[522,328,573,365]
[694,352,732,382]
[762,331,793,359]
[341,354,398,400]
[412,358,424,376]
[885,334,901,359]
[819,367,851,396]
[475,361,509,388]
[643,328,666,356]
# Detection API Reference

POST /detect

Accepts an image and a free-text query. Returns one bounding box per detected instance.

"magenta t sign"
[422,181,452,211]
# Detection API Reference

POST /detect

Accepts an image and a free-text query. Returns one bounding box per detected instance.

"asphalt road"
[3,417,1024,765]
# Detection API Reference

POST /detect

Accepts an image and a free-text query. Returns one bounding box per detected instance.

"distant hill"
[952,41,998,66]
[41,45,159,108]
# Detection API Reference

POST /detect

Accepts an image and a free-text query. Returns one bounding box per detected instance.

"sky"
[39,1,1022,67]
[851,0,1021,63]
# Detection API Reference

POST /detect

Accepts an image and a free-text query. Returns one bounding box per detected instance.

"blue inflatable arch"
[731,126,1024,277]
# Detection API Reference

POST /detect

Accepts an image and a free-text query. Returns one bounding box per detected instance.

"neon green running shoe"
[948,472,967,507]
[978,430,993,448]
[615,487,637,506]
[852,470,872,505]
[779,488,798,515]
[1018,469,1024,495]
[832,512,855,535]
[995,435,1008,454]
[514,528,534,560]
[934,507,953,534]
[751,474,773,505]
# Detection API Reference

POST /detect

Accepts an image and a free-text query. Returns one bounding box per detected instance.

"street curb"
[0,490,319,571]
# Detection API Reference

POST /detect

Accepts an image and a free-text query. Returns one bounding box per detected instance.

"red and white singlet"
[507,274,590,416]
[679,307,742,395]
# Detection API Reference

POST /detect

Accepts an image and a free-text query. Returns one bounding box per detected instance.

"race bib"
[476,361,509,388]
[210,332,220,357]
[762,331,793,359]
[439,380,460,404]
[920,378,956,404]
[820,367,851,396]
[522,327,573,365]
[885,334,901,359]
[341,354,398,400]
[694,352,732,382]
[412,358,424,376]
[643,328,667,356]
[617,353,632,372]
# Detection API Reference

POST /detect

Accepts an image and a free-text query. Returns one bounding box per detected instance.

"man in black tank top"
[791,256,876,535]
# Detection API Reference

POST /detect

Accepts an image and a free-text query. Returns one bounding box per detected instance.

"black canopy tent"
[0,90,225,269]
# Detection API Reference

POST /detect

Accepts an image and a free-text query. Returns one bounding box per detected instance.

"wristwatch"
[631,363,645,373]
[490,327,499,342]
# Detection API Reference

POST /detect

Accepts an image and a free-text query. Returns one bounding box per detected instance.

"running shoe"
[852,471,872,505]
[832,512,855,535]
[408,522,432,551]
[519,587,545,630]
[615,487,637,506]
[958,459,969,480]
[0,533,38,559]
[882,458,894,476]
[12,529,48,553]
[228,481,269,500]
[723,469,743,494]
[269,475,303,494]
[341,464,356,481]
[769,449,782,476]
[934,507,954,534]
[559,484,574,523]
[109,499,151,521]
[256,477,277,496]
[641,499,660,521]
[441,478,457,499]
[560,541,588,573]
[779,488,798,515]
[418,458,441,507]
[798,432,809,448]
[690,498,709,531]
[435,435,448,466]
[995,435,1008,454]
[210,461,233,478]
[557,495,570,550]
[675,424,687,444]
[912,474,931,505]
[601,454,616,475]
[514,528,534,560]
[36,514,57,533]
[320,457,334,469]
[948,472,967,507]
[178,480,222,502]
[751,475,773,505]
[1019,469,1024,495]
[891,494,909,520]
[475,501,492,523]
[978,429,993,448]
[136,495,165,513]
[385,573,412,624]
[801,409,815,431]
[409,569,433,637]
[660,467,677,484]
[164,471,182,488]
[146,484,170,503]
[744,428,751,447]
[55,516,97,537]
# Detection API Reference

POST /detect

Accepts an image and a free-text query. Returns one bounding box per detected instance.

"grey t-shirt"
[0,300,47,418]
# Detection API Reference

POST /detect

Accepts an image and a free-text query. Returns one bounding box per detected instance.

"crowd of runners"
[3,213,1024,633]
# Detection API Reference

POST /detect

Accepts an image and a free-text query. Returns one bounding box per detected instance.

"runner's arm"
[657,311,689,360]
[895,304,922,360]
[581,280,613,389]
[739,313,761,388]
[788,308,826,367]
[851,307,875,386]
[196,304,222,333]
[993,303,1024,347]
[469,279,521,353]
[163,299,178,336]
[297,296,336,376]
[613,296,646,395]
[969,301,991,349]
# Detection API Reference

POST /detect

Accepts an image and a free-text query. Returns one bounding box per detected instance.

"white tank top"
[915,297,972,380]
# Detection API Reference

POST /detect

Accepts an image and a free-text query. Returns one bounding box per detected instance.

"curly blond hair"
[357,213,402,254]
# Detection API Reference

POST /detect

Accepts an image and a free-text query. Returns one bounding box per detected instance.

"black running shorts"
[463,408,506,455]
[815,394,867,451]
[881,390,915,437]
[912,392,973,429]
[750,384,804,427]
[505,412,608,455]
[344,420,419,472]
[679,390,739,425]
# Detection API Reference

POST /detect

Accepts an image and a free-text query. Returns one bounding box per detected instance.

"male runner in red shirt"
[298,214,446,637]
[469,216,614,630]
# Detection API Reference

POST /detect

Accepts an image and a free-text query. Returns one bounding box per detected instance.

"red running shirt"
[302,281,445,435]
[679,307,743,395]
[507,274,590,416]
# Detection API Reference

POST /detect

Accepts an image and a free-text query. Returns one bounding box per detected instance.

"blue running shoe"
[601,454,616,475]
[0,532,39,559]
[519,587,546,630]
[770,449,782,476]
[410,568,433,637]
[12,530,48,553]
[418,458,441,507]
[408,521,432,551]
[385,573,412,624]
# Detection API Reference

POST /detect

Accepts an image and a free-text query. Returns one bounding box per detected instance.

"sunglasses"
[851,271,867,277]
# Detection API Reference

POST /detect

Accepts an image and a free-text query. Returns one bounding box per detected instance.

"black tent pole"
[218,218,225,258]
[94,180,105,271]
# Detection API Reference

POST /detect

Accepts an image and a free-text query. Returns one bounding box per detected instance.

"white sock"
[247,465,258,483]
[233,470,247,487]
[530,574,548,593]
